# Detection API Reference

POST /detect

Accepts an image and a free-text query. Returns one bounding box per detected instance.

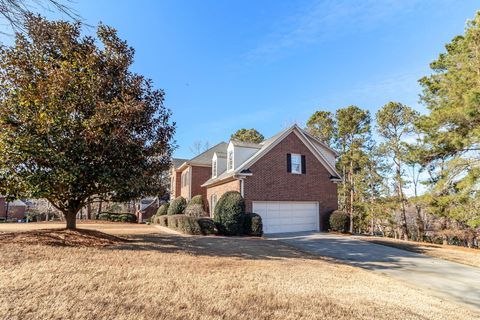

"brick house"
[170,125,340,233]
[0,197,27,221]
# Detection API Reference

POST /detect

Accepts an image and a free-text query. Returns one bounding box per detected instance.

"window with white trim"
[227,150,233,170]
[212,160,217,178]
[182,170,189,187]
[291,154,302,174]
[210,194,217,217]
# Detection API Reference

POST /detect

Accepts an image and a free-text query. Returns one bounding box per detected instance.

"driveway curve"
[269,232,480,311]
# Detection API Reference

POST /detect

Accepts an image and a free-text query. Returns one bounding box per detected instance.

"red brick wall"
[1,202,26,221]
[191,166,212,211]
[206,180,241,216]
[170,168,182,201]
[243,131,338,231]
[180,167,191,200]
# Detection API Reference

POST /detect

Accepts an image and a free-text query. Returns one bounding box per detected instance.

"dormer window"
[212,159,217,178]
[227,150,233,171]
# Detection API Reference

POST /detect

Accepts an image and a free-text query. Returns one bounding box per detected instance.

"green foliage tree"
[417,11,480,243]
[335,105,371,233]
[230,128,264,144]
[305,111,336,146]
[0,17,175,229]
[376,102,419,240]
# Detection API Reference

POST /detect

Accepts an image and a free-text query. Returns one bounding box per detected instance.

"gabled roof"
[175,142,228,171]
[230,140,262,149]
[202,125,341,187]
[172,158,189,169]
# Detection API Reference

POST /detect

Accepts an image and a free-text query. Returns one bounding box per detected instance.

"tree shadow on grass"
[105,232,321,261]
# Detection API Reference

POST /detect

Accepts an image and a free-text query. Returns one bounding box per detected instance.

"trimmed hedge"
[213,191,245,236]
[167,196,187,215]
[189,195,204,206]
[156,203,169,216]
[97,212,137,223]
[244,212,263,236]
[185,204,205,217]
[152,215,168,226]
[329,210,350,233]
[164,215,215,235]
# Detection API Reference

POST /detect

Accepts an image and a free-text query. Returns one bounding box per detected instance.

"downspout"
[240,178,244,197]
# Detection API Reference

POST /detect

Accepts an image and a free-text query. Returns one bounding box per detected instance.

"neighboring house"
[0,197,28,221]
[170,143,228,211]
[136,197,160,223]
[171,125,341,233]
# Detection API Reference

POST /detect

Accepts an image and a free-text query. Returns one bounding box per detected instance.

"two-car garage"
[252,201,319,234]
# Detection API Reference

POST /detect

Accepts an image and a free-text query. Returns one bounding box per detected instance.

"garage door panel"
[252,201,319,234]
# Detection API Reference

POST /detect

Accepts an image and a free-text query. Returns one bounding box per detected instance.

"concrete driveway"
[269,232,480,311]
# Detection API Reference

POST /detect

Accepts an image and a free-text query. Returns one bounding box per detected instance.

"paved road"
[269,232,480,311]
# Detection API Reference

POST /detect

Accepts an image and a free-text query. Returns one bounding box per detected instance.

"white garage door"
[252,201,319,234]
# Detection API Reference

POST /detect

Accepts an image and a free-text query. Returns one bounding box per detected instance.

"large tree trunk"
[65,212,76,230]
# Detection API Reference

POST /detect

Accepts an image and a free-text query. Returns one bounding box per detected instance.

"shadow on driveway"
[268,232,480,311]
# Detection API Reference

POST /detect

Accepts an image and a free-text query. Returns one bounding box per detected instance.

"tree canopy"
[305,110,335,146]
[230,128,264,144]
[0,16,175,229]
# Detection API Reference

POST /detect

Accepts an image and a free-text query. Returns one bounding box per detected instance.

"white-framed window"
[227,150,233,170]
[212,160,217,178]
[291,154,302,174]
[182,170,189,187]
[210,194,217,217]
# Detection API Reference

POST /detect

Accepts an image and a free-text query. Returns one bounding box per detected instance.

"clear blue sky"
[4,1,480,158]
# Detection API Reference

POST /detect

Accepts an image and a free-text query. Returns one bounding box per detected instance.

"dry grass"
[0,223,478,320]
[356,236,480,268]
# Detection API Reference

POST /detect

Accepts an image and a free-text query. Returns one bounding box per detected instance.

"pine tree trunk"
[396,160,409,241]
[415,206,424,242]
[349,159,354,234]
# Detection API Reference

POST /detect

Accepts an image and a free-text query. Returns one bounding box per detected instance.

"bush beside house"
[244,212,263,236]
[329,210,350,233]
[156,203,169,216]
[152,192,262,237]
[166,215,216,235]
[189,195,203,206]
[167,196,187,215]
[213,191,245,236]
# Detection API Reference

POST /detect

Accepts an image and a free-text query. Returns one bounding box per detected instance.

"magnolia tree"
[0,16,175,229]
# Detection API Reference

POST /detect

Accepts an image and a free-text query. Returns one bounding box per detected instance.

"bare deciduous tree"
[0,0,79,33]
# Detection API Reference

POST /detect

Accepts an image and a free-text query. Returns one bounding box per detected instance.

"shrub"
[167,196,187,215]
[167,215,179,228]
[244,212,263,236]
[96,212,137,223]
[118,213,136,223]
[185,204,206,217]
[213,191,245,236]
[164,215,216,235]
[189,195,203,206]
[197,218,216,235]
[329,210,350,233]
[156,203,169,216]
[158,215,168,226]
[98,213,111,221]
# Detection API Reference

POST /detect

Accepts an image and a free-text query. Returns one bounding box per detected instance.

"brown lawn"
[0,222,478,320]
[355,235,480,268]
